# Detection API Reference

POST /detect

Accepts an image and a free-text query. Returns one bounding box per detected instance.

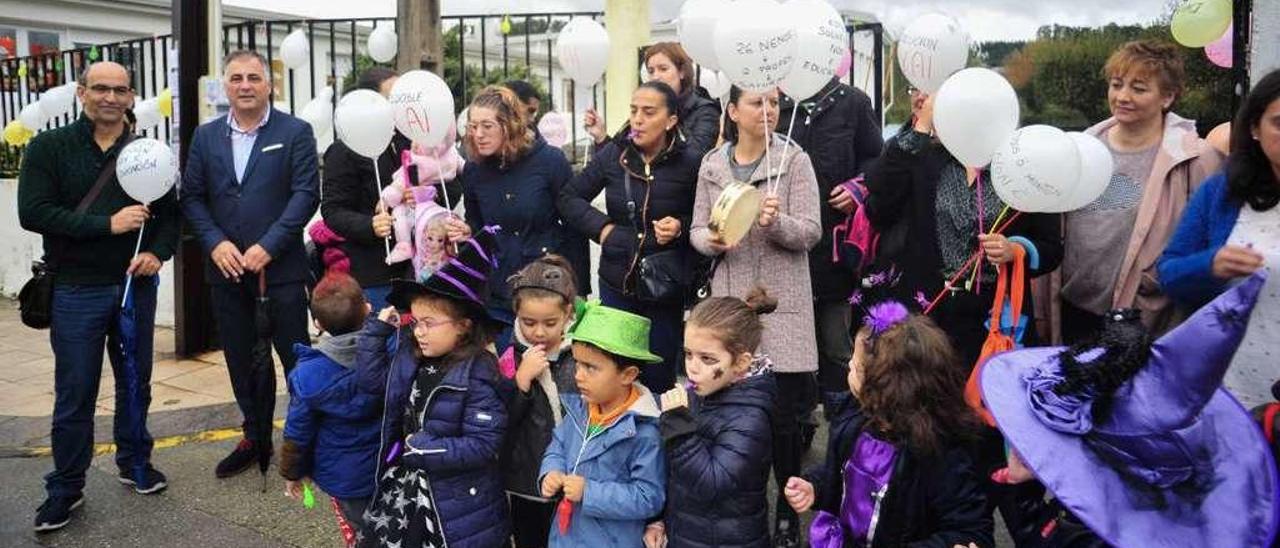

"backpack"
[831,176,878,276]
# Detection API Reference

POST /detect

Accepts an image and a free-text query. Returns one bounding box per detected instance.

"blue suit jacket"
[180,108,319,285]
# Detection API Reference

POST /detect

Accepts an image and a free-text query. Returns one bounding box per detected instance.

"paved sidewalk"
[0,298,287,452]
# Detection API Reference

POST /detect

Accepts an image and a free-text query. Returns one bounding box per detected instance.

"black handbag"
[624,171,690,306]
[18,136,134,329]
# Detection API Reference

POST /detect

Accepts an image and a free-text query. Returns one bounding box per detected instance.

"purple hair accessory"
[914,291,929,309]
[848,290,864,307]
[864,301,909,337]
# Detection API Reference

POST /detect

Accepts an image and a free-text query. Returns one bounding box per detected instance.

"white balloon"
[538,111,571,148]
[299,87,334,136]
[456,109,469,137]
[714,0,798,93]
[933,67,1020,168]
[40,83,77,119]
[779,0,847,100]
[115,138,178,204]
[132,98,163,130]
[335,89,395,159]
[281,29,310,70]
[897,13,969,94]
[556,18,610,86]
[389,70,455,147]
[1061,132,1114,212]
[700,68,732,99]
[367,25,398,63]
[678,0,730,71]
[18,102,48,130]
[991,125,1082,213]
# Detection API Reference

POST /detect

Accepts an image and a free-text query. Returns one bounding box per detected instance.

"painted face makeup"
[683,326,745,397]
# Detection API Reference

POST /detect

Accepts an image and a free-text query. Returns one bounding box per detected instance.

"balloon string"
[121,220,146,308]
[373,158,391,258]
[774,104,800,197]
[922,211,1023,316]
[431,147,461,255]
[763,103,774,196]
[989,205,1012,235]
[975,171,984,295]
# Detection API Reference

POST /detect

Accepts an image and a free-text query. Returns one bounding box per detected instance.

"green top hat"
[568,300,662,364]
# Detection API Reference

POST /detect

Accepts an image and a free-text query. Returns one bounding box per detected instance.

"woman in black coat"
[584,42,722,158]
[559,81,702,394]
[862,93,1061,547]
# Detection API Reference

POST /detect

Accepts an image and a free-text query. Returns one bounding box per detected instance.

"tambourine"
[708,182,761,246]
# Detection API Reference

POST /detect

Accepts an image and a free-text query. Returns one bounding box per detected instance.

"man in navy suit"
[180,50,319,478]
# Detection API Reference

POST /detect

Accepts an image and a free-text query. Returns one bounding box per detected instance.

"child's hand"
[284,478,306,499]
[644,522,667,548]
[659,387,688,412]
[541,470,565,498]
[562,474,586,502]
[516,345,551,392]
[783,476,814,513]
[377,306,400,326]
[991,448,1035,485]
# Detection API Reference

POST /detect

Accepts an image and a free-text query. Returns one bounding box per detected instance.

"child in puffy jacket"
[280,272,383,547]
[647,286,778,548]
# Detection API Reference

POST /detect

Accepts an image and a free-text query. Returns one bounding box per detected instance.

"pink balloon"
[836,47,852,78]
[1205,24,1233,69]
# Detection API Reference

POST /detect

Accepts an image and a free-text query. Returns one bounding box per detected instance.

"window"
[0,28,16,59]
[28,30,60,56]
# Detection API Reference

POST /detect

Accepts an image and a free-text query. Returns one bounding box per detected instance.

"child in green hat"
[538,301,666,547]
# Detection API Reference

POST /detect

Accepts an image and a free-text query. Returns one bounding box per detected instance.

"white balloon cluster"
[677,0,850,99]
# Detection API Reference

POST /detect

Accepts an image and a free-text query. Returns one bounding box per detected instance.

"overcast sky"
[223,0,1174,42]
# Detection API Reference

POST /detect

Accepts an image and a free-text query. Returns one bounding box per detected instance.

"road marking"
[13,419,285,458]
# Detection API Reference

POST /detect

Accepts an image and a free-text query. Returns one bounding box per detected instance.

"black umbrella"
[252,271,277,492]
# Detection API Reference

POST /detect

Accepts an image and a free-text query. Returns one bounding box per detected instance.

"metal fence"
[1,34,176,175]
[2,13,879,175]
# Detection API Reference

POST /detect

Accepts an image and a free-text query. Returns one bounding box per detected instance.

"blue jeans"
[45,280,158,498]
[598,282,681,393]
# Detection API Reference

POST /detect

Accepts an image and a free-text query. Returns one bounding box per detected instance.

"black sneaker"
[118,464,168,494]
[34,494,84,533]
[216,438,264,478]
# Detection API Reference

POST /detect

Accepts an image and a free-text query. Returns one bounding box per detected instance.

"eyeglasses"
[408,317,457,333]
[466,121,502,135]
[85,84,133,96]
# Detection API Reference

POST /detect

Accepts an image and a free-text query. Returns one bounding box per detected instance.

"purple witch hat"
[981,271,1278,548]
[388,226,500,320]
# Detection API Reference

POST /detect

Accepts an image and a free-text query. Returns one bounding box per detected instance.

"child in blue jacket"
[539,302,666,547]
[280,272,383,546]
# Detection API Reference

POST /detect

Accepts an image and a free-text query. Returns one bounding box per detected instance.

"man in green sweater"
[17,61,179,533]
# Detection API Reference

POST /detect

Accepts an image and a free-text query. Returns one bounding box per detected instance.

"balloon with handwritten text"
[780,0,847,100]
[389,70,455,147]
[991,125,1081,213]
[714,0,798,93]
[896,13,969,94]
[116,138,178,205]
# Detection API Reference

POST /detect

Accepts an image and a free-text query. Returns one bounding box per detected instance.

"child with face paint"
[500,254,583,548]
[645,286,778,548]
[782,303,992,547]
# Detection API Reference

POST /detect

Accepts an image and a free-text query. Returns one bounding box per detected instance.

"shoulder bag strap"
[49,133,139,269]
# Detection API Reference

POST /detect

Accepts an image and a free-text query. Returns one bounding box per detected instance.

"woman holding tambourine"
[558,80,704,394]
[688,84,822,546]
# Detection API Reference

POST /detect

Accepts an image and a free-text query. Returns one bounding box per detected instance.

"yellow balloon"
[17,63,27,78]
[1171,0,1232,48]
[4,120,35,147]
[157,88,173,117]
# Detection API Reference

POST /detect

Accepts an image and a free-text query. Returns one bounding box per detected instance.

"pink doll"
[381,135,463,264]
[413,192,454,282]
